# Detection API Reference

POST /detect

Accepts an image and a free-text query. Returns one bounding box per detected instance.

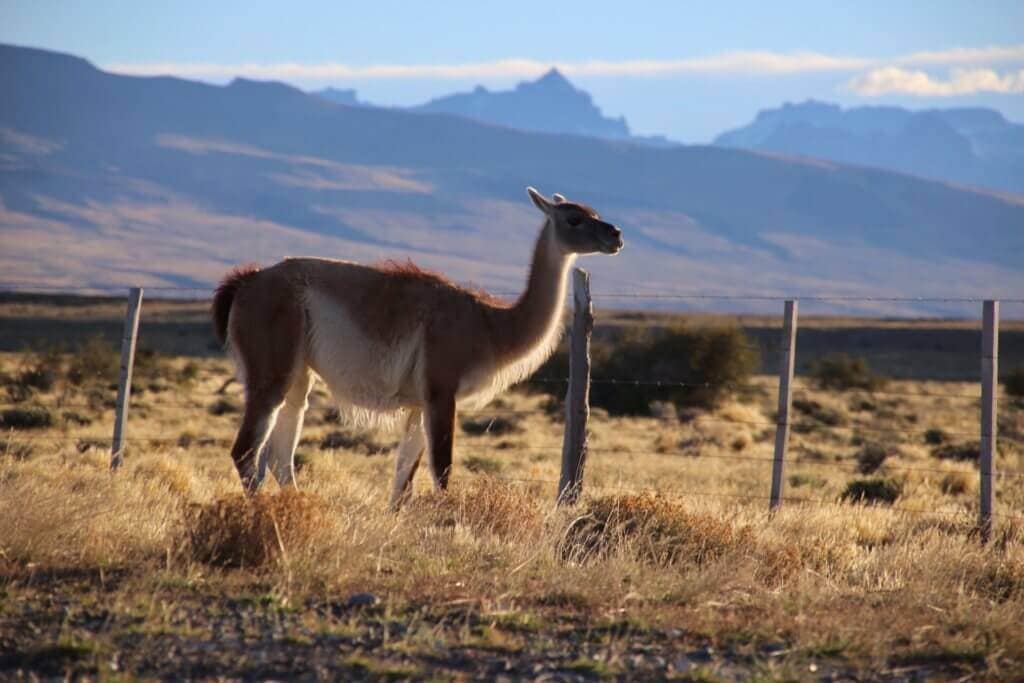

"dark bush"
[793,398,845,426]
[855,443,890,474]
[319,430,392,454]
[932,442,979,462]
[464,455,503,474]
[208,398,240,416]
[1005,367,1024,400]
[180,361,201,384]
[62,411,92,426]
[924,428,948,446]
[0,407,54,430]
[534,325,759,416]
[810,353,886,392]
[67,336,118,386]
[840,477,902,505]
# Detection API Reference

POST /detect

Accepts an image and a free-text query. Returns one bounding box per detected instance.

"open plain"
[1,295,1023,680]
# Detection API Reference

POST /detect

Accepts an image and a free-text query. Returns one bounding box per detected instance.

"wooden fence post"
[980,300,999,543]
[558,268,593,506]
[110,287,143,470]
[770,300,798,511]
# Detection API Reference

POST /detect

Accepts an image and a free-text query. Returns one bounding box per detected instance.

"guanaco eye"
[567,215,582,227]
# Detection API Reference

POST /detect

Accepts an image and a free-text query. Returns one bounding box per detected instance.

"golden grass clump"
[560,493,754,566]
[186,489,330,568]
[407,476,542,540]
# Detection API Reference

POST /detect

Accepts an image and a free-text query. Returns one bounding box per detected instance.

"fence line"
[2,281,1022,541]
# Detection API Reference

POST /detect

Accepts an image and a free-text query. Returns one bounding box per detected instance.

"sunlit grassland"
[2,347,1023,677]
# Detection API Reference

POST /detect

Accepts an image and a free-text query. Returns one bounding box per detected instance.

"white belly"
[304,289,425,415]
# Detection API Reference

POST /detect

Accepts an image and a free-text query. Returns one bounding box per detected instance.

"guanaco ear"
[527,186,553,214]
[552,193,566,204]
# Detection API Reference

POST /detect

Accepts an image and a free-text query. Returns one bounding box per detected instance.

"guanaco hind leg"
[425,390,456,490]
[264,369,315,488]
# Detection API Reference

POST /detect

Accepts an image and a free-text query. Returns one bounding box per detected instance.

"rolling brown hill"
[1,44,1022,316]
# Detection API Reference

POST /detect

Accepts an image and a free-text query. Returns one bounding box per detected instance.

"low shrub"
[62,411,92,426]
[924,428,948,445]
[940,471,972,496]
[1005,367,1024,400]
[840,477,902,505]
[67,336,118,386]
[186,490,330,568]
[208,398,240,416]
[464,455,503,474]
[319,430,392,454]
[559,493,753,565]
[855,443,890,474]
[180,361,201,384]
[793,398,846,426]
[932,442,979,462]
[0,406,54,430]
[535,325,759,416]
[810,353,886,392]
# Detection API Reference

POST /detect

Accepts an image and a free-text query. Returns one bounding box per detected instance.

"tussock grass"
[186,490,331,568]
[560,493,753,565]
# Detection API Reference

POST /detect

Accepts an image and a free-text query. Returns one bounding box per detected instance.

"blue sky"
[4,1,1023,141]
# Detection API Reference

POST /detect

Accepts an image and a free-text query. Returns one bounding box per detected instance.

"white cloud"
[105,52,873,81]
[847,67,1024,96]
[898,45,1024,67]
[104,44,1024,83]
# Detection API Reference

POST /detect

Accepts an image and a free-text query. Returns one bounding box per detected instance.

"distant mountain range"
[714,100,1024,194]
[411,69,632,140]
[314,69,676,147]
[1,44,1022,315]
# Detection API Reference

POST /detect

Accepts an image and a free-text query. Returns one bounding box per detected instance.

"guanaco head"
[527,187,624,255]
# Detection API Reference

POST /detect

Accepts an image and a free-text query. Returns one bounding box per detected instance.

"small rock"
[345,592,379,608]
[671,657,694,673]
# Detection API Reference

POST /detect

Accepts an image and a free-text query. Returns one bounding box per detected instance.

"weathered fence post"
[770,299,798,511]
[980,300,999,543]
[110,287,144,470]
[557,268,593,506]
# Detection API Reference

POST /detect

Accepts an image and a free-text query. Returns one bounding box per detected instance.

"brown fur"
[212,264,261,345]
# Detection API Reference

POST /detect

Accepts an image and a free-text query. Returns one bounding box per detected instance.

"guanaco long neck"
[493,220,575,361]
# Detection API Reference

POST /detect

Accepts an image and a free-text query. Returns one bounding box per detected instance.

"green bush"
[840,477,902,505]
[810,353,886,391]
[534,325,759,416]
[1005,367,1024,400]
[924,428,948,445]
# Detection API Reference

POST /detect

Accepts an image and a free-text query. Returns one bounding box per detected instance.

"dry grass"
[186,490,332,568]
[1,349,1024,676]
